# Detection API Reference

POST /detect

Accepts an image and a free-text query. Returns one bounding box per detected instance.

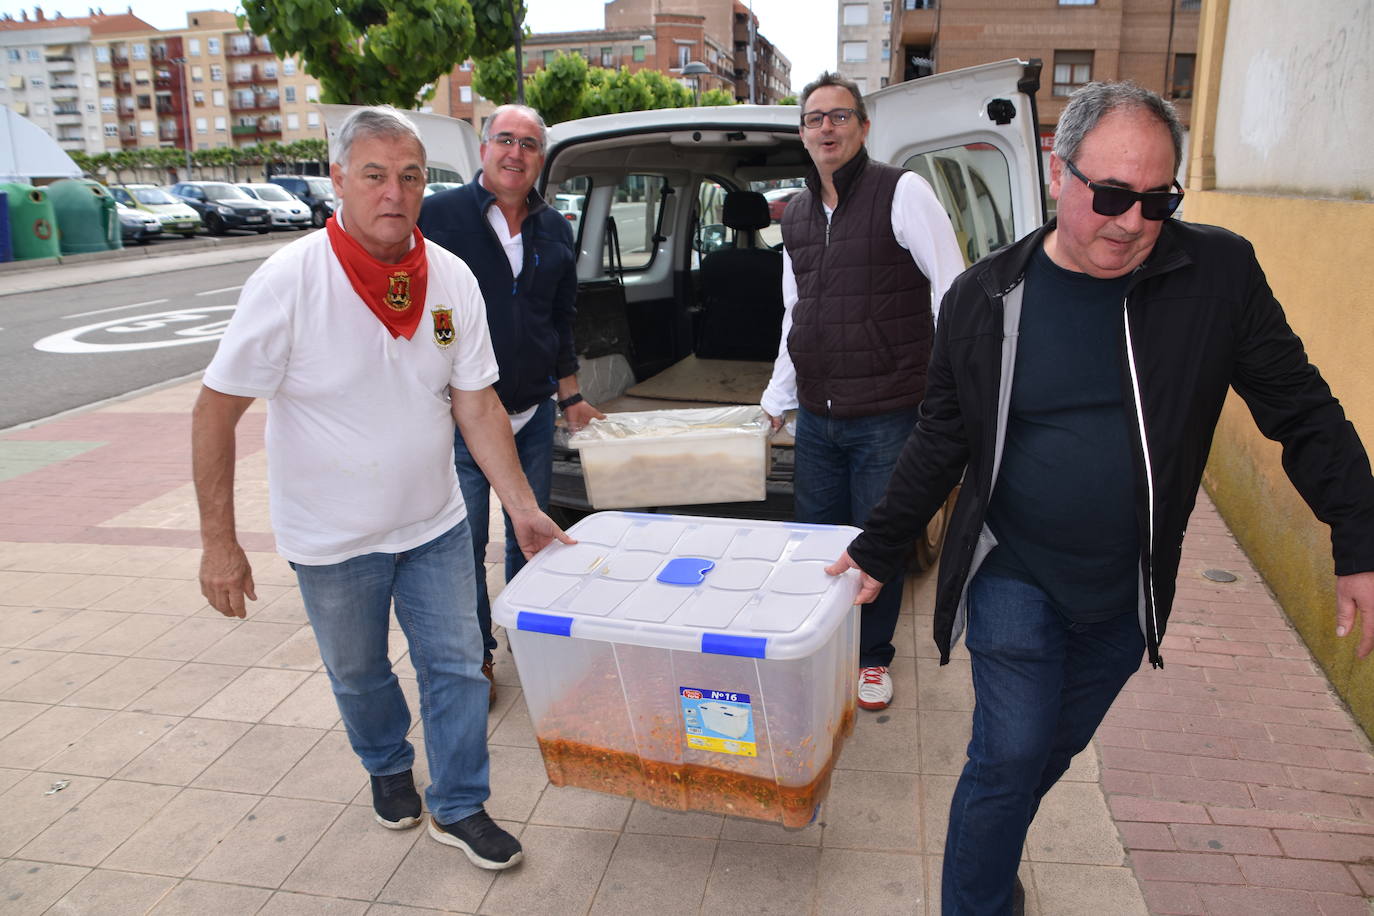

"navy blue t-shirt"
[981,246,1139,622]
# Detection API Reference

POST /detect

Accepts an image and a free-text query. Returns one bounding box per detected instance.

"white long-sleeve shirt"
[759,170,966,418]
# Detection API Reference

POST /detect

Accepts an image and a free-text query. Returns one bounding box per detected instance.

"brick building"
[443,0,792,127]
[889,0,1200,141]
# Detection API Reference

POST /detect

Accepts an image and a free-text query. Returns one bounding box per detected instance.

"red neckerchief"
[325,213,428,340]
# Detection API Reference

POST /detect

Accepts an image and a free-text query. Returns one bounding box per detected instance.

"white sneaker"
[857,666,893,711]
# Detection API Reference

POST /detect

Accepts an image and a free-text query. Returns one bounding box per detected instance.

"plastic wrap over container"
[569,405,770,509]
[493,511,862,827]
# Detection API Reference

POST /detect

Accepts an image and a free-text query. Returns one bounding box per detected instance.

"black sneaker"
[370,770,421,829]
[428,808,523,870]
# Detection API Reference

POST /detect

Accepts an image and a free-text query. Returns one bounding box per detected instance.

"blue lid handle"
[657,557,715,586]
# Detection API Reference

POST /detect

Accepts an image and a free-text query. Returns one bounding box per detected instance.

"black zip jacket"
[418,174,579,412]
[847,218,1374,667]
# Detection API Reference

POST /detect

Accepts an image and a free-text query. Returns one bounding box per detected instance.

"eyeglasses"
[1064,159,1183,221]
[490,132,542,154]
[801,107,859,129]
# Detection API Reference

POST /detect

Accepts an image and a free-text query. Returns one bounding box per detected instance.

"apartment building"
[836,0,896,95]
[889,0,1201,139]
[0,9,153,155]
[445,0,792,124]
[1,6,332,155]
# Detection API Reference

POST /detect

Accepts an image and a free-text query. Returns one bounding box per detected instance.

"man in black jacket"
[828,82,1374,915]
[419,105,603,701]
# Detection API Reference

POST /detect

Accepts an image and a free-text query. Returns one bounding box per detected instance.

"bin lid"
[492,511,862,660]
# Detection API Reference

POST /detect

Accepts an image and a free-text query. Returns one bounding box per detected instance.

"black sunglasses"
[1064,159,1183,221]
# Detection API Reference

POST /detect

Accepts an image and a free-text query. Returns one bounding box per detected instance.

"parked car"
[427,181,463,195]
[107,183,203,237]
[763,186,802,222]
[322,59,1046,569]
[116,201,162,244]
[552,192,584,235]
[237,182,312,229]
[267,174,337,228]
[169,181,271,235]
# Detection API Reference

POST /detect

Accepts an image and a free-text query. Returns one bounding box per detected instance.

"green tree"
[778,94,798,106]
[297,138,329,172]
[576,67,653,118]
[68,150,94,176]
[238,0,476,108]
[636,68,693,110]
[525,51,588,125]
[468,0,525,59]
[699,87,736,107]
[472,49,518,106]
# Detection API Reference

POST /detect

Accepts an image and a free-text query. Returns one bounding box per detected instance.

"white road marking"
[63,298,170,320]
[35,304,235,354]
[196,285,244,296]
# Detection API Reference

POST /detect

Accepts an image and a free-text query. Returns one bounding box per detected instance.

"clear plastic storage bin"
[492,511,861,827]
[568,406,770,509]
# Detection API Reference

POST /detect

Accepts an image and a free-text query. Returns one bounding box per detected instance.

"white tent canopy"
[0,105,82,183]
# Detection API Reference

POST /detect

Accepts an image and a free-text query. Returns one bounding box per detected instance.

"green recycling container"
[0,182,60,260]
[48,178,122,254]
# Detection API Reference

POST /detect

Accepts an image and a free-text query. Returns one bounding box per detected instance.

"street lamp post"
[170,56,193,179]
[681,60,711,106]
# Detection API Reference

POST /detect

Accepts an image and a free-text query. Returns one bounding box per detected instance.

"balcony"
[156,102,181,115]
[226,43,273,58]
[898,0,938,45]
[231,120,282,139]
[111,55,129,68]
[58,136,85,149]
[159,128,181,142]
[53,108,82,119]
[229,96,281,112]
[50,81,79,90]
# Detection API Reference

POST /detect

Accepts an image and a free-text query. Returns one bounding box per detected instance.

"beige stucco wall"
[1188,0,1374,739]
[1189,189,1374,736]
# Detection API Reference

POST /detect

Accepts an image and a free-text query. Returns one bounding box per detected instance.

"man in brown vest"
[761,71,964,711]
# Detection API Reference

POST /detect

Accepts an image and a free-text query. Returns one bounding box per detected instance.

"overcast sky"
[0,0,837,92]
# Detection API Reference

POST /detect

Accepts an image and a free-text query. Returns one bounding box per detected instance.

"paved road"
[0,258,269,429]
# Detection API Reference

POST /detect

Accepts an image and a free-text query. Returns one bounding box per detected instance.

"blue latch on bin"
[657,557,715,585]
[701,633,767,658]
[516,611,573,637]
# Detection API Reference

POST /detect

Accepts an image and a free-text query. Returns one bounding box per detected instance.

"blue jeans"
[292,519,490,825]
[454,397,555,660]
[793,405,918,666]
[942,573,1145,915]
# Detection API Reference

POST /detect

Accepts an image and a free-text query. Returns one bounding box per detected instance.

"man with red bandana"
[192,106,570,873]
[828,82,1374,915]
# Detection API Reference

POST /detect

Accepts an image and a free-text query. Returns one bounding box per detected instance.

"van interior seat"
[696,190,784,361]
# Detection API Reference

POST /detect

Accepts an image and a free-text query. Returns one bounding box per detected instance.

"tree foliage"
[523,53,730,125]
[472,49,518,106]
[238,0,478,107]
[468,0,525,60]
[778,94,798,106]
[700,87,736,107]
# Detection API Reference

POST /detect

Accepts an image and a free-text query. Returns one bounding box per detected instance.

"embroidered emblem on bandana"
[386,272,412,311]
[432,306,455,348]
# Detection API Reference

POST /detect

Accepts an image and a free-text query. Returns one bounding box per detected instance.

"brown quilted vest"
[782,149,933,418]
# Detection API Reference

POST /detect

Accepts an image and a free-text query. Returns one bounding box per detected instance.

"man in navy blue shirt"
[419,105,603,701]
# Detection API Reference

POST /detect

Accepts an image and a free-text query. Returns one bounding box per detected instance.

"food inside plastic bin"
[568,406,770,509]
[534,666,856,827]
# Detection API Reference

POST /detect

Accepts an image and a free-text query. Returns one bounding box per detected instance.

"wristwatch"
[557,393,584,410]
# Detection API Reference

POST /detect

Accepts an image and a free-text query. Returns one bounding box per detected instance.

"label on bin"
[679,686,756,757]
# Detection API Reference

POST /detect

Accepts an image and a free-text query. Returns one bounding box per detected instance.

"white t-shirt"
[204,224,500,565]
[760,170,966,417]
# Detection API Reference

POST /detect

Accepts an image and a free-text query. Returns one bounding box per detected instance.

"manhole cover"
[1203,569,1238,583]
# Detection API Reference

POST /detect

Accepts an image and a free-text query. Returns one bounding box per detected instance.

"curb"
[0,230,306,277]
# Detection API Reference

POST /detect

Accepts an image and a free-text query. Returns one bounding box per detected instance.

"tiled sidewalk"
[0,378,1369,915]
